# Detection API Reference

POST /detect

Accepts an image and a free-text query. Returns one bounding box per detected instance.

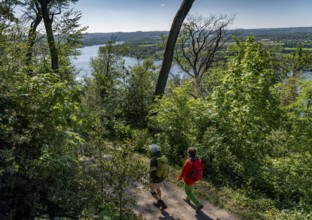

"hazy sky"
[74,0,312,33]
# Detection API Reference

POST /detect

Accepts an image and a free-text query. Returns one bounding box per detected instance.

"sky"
[73,0,312,33]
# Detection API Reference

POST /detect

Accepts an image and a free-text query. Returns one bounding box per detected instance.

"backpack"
[155,155,169,180]
[187,158,203,182]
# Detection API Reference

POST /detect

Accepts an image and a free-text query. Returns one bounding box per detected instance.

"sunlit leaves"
[0,68,85,218]
[150,82,209,163]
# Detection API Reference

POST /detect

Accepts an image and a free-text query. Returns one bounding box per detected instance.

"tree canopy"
[1,1,312,219]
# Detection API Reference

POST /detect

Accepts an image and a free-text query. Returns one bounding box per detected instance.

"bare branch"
[174,14,235,96]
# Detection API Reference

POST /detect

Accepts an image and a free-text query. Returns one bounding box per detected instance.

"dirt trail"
[132,182,240,220]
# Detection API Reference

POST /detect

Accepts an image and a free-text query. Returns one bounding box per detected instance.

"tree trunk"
[25,15,42,67]
[154,0,195,97]
[39,0,59,73]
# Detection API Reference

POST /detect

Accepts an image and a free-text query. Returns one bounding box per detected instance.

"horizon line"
[85,26,312,34]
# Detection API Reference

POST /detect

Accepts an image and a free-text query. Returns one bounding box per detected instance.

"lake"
[71,44,181,80]
[71,45,143,80]
[303,71,312,80]
[72,44,312,81]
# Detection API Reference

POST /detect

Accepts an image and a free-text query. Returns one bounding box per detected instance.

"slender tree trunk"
[39,0,59,73]
[154,0,195,97]
[25,15,42,67]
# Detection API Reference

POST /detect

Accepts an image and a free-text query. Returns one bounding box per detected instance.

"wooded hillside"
[1,1,312,219]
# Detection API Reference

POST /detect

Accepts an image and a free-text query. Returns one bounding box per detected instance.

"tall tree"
[22,0,79,74]
[154,0,195,97]
[38,0,59,71]
[206,37,281,183]
[124,58,157,128]
[174,14,233,97]
[89,40,128,140]
[284,44,311,78]
[22,0,42,67]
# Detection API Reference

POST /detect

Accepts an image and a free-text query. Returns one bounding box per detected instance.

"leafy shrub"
[128,129,152,154]
[266,208,312,220]
[0,72,86,219]
[150,83,209,164]
[260,153,312,209]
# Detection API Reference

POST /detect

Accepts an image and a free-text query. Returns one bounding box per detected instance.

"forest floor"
[132,181,240,220]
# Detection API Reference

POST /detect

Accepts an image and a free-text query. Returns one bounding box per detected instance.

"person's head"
[149,144,161,156]
[187,147,196,158]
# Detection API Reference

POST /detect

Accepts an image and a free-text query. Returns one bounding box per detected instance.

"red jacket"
[177,158,201,186]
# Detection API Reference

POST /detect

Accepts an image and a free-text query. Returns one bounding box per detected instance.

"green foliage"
[150,82,209,164]
[91,144,147,219]
[286,45,312,77]
[84,145,148,219]
[266,208,312,220]
[88,44,158,140]
[0,0,17,32]
[0,72,86,219]
[259,79,312,211]
[0,30,88,218]
[197,37,312,216]
[117,41,163,60]
[55,9,88,82]
[89,41,128,141]
[55,33,312,220]
[261,152,312,209]
[1,14,151,220]
[285,80,312,151]
[82,31,166,47]
[128,129,152,154]
[2,11,312,219]
[91,41,125,102]
[202,37,281,185]
[124,58,157,129]
[78,114,148,219]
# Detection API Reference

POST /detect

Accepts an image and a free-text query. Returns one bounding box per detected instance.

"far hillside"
[82,31,168,46]
[82,26,312,46]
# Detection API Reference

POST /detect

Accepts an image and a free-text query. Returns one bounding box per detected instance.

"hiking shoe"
[153,201,161,209]
[183,198,191,205]
[158,199,168,209]
[196,204,204,213]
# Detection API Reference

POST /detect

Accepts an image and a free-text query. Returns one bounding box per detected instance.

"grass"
[284,47,312,51]
[138,44,157,47]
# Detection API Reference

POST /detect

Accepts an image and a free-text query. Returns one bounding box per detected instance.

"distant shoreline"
[82,27,312,47]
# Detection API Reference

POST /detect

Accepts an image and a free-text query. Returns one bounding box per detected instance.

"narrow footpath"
[132,182,240,220]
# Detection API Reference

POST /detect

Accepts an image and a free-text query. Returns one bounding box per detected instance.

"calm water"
[303,71,312,80]
[71,44,182,80]
[72,44,312,81]
[71,45,138,80]
[71,44,102,77]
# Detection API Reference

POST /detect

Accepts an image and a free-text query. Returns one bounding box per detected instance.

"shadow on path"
[195,210,213,220]
[132,182,239,220]
[157,209,213,220]
[159,210,181,220]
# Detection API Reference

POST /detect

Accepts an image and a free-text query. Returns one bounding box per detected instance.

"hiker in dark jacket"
[177,147,203,213]
[149,144,168,209]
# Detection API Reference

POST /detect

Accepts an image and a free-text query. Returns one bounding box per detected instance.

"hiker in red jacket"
[177,147,204,213]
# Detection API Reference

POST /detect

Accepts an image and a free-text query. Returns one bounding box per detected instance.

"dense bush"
[0,72,86,219]
[150,83,210,165]
[261,153,312,209]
